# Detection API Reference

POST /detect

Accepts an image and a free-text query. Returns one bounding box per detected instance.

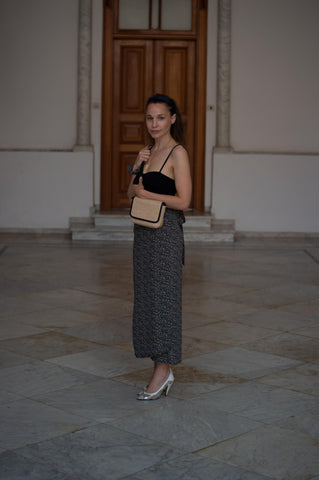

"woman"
[127,94,192,400]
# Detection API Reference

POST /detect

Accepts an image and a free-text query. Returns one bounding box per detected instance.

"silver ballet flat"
[137,368,174,401]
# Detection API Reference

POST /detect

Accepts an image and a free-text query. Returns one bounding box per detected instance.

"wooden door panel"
[113,40,153,207]
[154,41,196,187]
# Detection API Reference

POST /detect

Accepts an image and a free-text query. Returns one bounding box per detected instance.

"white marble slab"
[18,424,183,480]
[49,345,150,378]
[0,398,93,450]
[0,320,45,340]
[229,282,319,309]
[182,297,258,320]
[183,346,301,379]
[0,347,37,368]
[279,298,319,318]
[258,361,319,396]
[34,379,159,423]
[232,307,316,332]
[188,381,319,424]
[0,450,74,480]
[0,360,101,397]
[61,317,132,346]
[183,320,275,346]
[131,453,271,480]
[244,332,319,362]
[111,399,262,452]
[199,425,319,480]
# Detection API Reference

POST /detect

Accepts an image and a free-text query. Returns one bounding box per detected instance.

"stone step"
[93,211,213,230]
[70,213,235,243]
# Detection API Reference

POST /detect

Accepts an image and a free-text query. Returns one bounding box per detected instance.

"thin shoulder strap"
[159,144,181,172]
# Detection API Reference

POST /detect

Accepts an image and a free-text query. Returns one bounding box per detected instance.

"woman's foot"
[137,367,174,401]
[146,363,170,394]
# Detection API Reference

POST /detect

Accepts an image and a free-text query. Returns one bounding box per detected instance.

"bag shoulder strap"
[159,144,181,173]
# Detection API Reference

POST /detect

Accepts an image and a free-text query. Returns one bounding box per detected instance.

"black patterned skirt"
[132,208,185,365]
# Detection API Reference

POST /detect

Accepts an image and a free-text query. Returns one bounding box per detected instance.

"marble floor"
[0,235,318,480]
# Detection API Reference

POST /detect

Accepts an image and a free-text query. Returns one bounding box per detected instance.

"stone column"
[216,0,231,149]
[74,0,92,151]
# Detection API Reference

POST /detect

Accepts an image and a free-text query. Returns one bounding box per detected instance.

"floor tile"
[111,398,262,452]
[181,335,228,358]
[183,321,275,346]
[182,311,220,329]
[231,308,316,332]
[73,281,134,300]
[12,307,109,329]
[199,425,319,480]
[244,332,319,362]
[34,379,159,422]
[182,297,258,320]
[22,288,108,309]
[113,364,244,400]
[49,345,150,378]
[18,424,182,480]
[229,283,319,309]
[0,320,45,341]
[68,296,133,319]
[0,398,93,450]
[207,272,285,290]
[0,331,104,360]
[183,346,301,379]
[278,298,319,319]
[258,361,319,396]
[0,348,37,369]
[275,413,319,438]
[188,382,319,424]
[60,317,132,346]
[131,453,272,480]
[0,389,22,406]
[183,281,251,300]
[293,324,319,338]
[0,360,101,397]
[0,296,55,318]
[0,451,74,480]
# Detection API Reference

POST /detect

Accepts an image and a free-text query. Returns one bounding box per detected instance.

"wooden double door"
[100,2,207,211]
[112,39,195,208]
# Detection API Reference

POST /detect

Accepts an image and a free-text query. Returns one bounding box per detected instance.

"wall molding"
[214,147,319,156]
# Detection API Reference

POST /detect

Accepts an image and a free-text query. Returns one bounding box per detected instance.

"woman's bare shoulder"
[172,144,189,162]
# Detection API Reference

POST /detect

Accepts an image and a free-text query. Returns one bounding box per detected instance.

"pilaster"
[74,0,93,152]
[216,0,231,149]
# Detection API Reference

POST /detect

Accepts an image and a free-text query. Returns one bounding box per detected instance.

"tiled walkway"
[0,236,318,480]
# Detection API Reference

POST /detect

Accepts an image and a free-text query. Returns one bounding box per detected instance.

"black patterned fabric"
[133,208,185,365]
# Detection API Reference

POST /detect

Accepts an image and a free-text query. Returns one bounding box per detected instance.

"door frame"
[100,0,207,211]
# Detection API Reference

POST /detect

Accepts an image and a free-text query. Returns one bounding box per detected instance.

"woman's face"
[145,102,176,140]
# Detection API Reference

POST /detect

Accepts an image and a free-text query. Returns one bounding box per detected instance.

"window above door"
[114,0,196,35]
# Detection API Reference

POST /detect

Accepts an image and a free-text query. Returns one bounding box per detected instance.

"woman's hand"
[134,177,147,198]
[131,177,149,199]
[127,146,151,200]
[134,146,151,170]
[128,177,147,200]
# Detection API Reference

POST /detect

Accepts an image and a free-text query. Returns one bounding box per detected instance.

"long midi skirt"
[133,208,185,365]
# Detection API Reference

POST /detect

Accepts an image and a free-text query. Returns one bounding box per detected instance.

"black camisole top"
[133,144,180,196]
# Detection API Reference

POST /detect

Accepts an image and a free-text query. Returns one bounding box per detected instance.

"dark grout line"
[303,249,319,264]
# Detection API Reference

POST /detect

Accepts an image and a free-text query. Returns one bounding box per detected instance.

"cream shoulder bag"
[129,197,166,228]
